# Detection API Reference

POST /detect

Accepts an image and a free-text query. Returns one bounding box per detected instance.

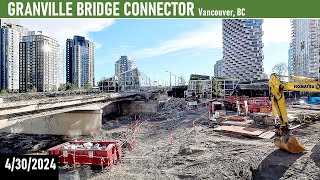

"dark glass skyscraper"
[66,36,95,88]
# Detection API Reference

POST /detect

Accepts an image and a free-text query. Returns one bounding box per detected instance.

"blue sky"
[21,19,291,85]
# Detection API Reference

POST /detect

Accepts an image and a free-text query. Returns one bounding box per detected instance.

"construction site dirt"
[0,98,320,180]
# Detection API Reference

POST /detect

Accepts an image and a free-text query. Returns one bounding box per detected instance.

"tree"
[85,83,92,90]
[58,83,66,91]
[272,62,288,81]
[58,82,78,91]
[51,85,57,92]
[212,80,223,98]
[66,82,77,91]
[0,89,8,94]
[28,86,37,93]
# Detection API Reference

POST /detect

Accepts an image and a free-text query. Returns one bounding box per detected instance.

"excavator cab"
[269,73,307,153]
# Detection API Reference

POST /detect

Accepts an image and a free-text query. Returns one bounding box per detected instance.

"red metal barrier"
[47,141,122,170]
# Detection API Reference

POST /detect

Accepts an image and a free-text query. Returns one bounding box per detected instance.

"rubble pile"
[61,142,112,151]
[0,93,48,102]
[0,91,101,102]
[161,98,187,112]
[146,98,189,122]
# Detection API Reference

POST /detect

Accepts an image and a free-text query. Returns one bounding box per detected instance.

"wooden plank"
[214,125,265,137]
[221,120,254,127]
[258,131,275,139]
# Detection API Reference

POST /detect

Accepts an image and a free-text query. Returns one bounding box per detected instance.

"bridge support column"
[59,110,103,136]
[0,110,102,136]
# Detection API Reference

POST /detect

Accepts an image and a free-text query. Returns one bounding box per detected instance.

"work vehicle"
[269,73,320,153]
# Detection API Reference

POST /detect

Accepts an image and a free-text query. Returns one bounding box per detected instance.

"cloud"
[130,19,291,60]
[263,19,291,44]
[95,45,136,65]
[95,42,103,49]
[131,23,222,59]
[20,19,115,48]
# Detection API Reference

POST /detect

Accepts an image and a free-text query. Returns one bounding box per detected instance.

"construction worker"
[244,100,248,116]
[236,101,241,115]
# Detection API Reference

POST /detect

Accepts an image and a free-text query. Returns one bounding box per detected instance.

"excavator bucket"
[274,135,305,153]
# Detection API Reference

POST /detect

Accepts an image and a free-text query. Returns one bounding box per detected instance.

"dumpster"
[47,141,122,170]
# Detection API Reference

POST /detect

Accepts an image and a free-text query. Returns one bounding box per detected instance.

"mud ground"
[0,98,319,180]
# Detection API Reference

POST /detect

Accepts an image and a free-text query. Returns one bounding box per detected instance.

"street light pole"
[166,71,172,87]
[171,73,177,86]
[174,75,177,86]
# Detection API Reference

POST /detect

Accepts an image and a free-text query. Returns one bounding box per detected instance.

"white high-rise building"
[19,31,63,92]
[66,36,95,88]
[0,20,27,92]
[290,19,320,78]
[214,59,223,77]
[221,19,264,82]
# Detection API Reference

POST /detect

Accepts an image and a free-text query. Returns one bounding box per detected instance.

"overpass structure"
[0,91,160,136]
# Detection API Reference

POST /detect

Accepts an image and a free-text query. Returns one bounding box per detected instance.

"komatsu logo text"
[294,84,316,89]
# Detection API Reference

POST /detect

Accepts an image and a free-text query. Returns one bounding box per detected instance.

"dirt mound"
[0,133,66,154]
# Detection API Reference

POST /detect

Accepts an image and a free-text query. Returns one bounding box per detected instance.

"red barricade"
[47,141,122,170]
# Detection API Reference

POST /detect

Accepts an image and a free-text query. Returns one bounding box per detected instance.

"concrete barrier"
[120,100,158,115]
[0,110,102,136]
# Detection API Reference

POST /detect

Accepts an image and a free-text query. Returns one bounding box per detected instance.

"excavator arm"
[268,73,320,153]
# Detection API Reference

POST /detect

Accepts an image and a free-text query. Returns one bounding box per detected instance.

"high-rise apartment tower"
[0,19,27,91]
[221,19,264,82]
[290,19,320,78]
[19,31,63,92]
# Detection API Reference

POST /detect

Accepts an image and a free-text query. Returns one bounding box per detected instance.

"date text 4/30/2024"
[0,155,59,179]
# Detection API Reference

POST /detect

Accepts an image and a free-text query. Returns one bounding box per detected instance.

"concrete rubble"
[61,142,111,151]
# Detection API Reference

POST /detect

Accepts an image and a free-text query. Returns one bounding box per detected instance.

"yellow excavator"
[269,73,320,153]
